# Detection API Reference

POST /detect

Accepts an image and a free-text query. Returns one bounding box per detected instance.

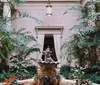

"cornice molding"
[27,0,80,1]
[25,0,81,4]
[1,0,81,4]
[25,1,81,4]
[35,26,64,30]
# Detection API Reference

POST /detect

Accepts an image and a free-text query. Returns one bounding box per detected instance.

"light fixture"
[46,0,52,16]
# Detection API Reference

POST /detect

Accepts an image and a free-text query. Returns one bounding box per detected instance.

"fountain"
[38,46,59,67]
[33,46,60,85]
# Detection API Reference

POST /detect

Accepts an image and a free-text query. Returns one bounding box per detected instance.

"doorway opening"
[43,34,57,61]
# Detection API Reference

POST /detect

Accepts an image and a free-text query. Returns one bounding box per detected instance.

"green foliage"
[0,71,12,81]
[95,2,100,12]
[18,11,43,25]
[62,1,100,83]
[60,65,70,74]
[62,0,100,67]
[60,65,100,84]
[71,67,85,79]
[12,65,37,80]
[83,74,100,84]
[9,53,38,80]
[0,27,40,71]
[0,0,41,72]
[0,33,14,59]
[60,66,85,79]
[9,28,40,58]
[60,65,71,79]
[91,61,100,72]
[61,34,87,66]
[0,65,37,81]
[6,0,25,10]
[63,5,83,15]
[61,71,71,79]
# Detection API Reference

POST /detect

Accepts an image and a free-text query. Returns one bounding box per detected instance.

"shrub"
[60,65,70,74]
[0,71,12,82]
[60,65,71,79]
[83,74,100,84]
[0,65,37,81]
[91,61,100,73]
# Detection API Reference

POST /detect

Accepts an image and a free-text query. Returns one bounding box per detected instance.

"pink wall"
[12,2,80,42]
[12,2,81,66]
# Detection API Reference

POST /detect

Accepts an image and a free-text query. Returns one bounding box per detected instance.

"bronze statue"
[42,46,55,63]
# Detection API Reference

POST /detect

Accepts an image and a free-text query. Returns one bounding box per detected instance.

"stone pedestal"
[34,61,60,85]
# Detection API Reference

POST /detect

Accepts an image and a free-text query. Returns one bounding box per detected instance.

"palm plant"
[0,0,41,71]
[61,0,100,67]
[0,27,40,71]
[0,33,14,70]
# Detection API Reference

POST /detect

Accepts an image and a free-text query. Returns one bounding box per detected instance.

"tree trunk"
[88,46,98,67]
[0,59,9,72]
[79,57,83,67]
